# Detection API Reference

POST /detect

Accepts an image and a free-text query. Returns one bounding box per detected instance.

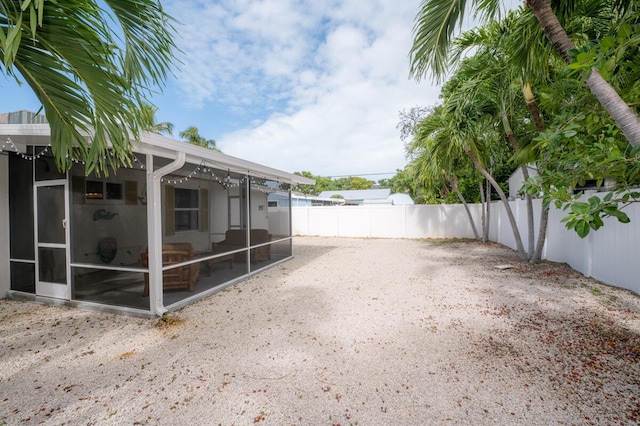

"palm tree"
[411,105,529,256]
[451,18,549,260]
[1,0,178,173]
[179,126,220,152]
[409,0,640,147]
[138,103,174,136]
[407,132,481,240]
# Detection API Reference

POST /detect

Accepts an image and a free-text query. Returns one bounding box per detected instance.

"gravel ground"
[1,237,639,425]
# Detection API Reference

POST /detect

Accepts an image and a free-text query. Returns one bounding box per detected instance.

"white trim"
[70,262,145,273]
[148,151,186,316]
[9,258,35,264]
[0,124,314,186]
[33,179,71,300]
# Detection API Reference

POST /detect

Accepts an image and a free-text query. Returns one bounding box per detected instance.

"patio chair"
[140,243,200,296]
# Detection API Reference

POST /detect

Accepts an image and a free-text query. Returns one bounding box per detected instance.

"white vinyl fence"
[288,197,640,295]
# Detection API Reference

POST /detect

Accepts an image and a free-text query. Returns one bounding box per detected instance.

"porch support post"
[147,151,186,316]
[245,173,251,275]
[0,155,9,298]
[288,187,293,255]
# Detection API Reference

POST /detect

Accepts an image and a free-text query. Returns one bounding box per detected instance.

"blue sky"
[2,0,452,179]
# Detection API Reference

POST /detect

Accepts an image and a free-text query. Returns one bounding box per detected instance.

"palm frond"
[1,0,178,174]
[409,0,468,81]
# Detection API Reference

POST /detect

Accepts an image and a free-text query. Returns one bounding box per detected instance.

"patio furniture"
[140,243,200,296]
[212,229,272,263]
[200,245,234,276]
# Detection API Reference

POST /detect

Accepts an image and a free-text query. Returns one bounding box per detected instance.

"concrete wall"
[293,196,640,295]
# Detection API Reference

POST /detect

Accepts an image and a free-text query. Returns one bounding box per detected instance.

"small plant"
[591,288,602,296]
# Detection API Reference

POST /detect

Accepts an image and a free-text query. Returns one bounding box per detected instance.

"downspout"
[289,187,293,253]
[147,151,186,316]
[245,173,251,275]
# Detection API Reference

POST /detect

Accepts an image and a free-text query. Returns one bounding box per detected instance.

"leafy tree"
[331,176,375,191]
[377,168,414,196]
[415,97,528,258]
[293,171,318,195]
[179,126,220,151]
[409,0,640,146]
[407,130,481,240]
[293,172,375,195]
[1,0,178,173]
[522,93,640,237]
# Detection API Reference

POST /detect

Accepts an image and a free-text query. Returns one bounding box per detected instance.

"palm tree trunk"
[485,178,491,242]
[526,0,640,146]
[584,71,640,146]
[479,181,487,242]
[522,82,544,131]
[467,151,527,259]
[502,113,534,259]
[530,205,548,263]
[446,175,480,240]
[523,83,550,264]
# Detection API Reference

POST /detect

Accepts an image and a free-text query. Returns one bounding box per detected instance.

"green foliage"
[377,168,414,195]
[179,126,219,152]
[292,172,374,195]
[523,108,640,237]
[409,0,640,238]
[0,0,179,174]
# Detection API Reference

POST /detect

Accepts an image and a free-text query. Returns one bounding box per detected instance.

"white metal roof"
[318,188,391,200]
[0,123,314,185]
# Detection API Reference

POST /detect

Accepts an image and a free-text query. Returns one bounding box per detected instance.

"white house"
[0,119,313,317]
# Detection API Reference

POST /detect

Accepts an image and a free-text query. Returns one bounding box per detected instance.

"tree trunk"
[502,113,534,259]
[526,0,640,147]
[447,175,480,240]
[485,177,491,242]
[584,71,640,146]
[523,172,535,259]
[522,82,544,131]
[467,151,528,259]
[479,181,487,242]
[530,204,548,264]
[523,83,550,264]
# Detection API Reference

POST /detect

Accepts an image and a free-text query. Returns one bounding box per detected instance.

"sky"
[2,0,447,181]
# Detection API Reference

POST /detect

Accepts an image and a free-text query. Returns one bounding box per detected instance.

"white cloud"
[164,0,441,176]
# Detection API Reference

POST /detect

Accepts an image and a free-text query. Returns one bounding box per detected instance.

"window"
[164,185,208,236]
[85,180,123,201]
[174,188,199,231]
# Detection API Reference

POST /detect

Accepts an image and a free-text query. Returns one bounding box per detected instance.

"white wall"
[250,191,269,230]
[293,196,640,295]
[0,155,9,297]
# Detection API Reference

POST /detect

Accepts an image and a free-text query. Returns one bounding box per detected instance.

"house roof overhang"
[0,124,315,186]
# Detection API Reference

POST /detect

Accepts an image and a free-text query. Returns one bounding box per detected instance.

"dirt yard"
[1,237,639,425]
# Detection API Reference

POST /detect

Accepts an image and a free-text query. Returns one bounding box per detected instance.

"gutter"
[147,151,186,316]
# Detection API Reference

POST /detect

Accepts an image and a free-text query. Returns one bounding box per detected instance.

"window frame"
[174,187,200,232]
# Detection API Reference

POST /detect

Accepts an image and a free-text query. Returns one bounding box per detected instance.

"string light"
[159,160,290,193]
[3,137,289,191]
[2,137,51,160]
[3,136,146,170]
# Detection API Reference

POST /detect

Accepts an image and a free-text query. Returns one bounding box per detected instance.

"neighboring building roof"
[0,110,48,124]
[268,192,345,206]
[319,189,391,201]
[317,189,413,205]
[0,122,314,186]
[388,193,414,205]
